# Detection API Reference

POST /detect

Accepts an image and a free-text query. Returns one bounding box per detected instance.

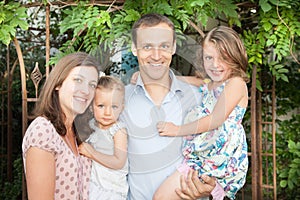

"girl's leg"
[152,170,182,200]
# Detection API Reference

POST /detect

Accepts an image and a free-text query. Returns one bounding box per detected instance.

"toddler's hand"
[78,142,95,158]
[157,121,180,137]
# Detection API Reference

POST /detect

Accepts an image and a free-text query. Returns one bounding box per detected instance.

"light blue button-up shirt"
[121,70,201,200]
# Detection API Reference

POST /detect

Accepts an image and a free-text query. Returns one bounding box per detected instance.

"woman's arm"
[158,77,248,136]
[79,128,127,170]
[25,147,55,200]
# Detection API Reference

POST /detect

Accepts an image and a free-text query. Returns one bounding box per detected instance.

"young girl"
[78,76,128,200]
[153,26,249,200]
[22,52,100,200]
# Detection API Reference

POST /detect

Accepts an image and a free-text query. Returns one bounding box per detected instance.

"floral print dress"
[182,82,248,199]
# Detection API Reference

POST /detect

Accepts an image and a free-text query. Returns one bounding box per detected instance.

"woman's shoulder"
[23,116,60,151]
[26,116,54,132]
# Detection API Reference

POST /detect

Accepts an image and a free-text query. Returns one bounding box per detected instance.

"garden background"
[0,0,299,199]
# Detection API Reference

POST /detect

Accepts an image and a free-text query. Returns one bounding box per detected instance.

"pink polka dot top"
[22,116,91,200]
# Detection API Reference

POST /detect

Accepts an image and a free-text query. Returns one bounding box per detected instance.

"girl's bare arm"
[79,128,127,170]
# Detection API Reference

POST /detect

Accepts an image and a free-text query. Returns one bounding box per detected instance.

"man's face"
[132,23,176,82]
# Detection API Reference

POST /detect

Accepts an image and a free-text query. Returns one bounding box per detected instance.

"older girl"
[154,26,249,200]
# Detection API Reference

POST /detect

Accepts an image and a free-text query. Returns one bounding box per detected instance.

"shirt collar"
[134,70,184,95]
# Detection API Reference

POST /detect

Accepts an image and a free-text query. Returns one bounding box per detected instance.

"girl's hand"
[78,142,95,158]
[157,121,180,137]
[130,71,139,85]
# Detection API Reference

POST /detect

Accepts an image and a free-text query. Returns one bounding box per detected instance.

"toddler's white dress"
[87,119,128,200]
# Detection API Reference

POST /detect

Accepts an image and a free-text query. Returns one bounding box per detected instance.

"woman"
[22,52,100,200]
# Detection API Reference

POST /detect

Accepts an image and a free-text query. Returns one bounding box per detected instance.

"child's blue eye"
[112,105,118,110]
[204,56,213,60]
[98,105,104,108]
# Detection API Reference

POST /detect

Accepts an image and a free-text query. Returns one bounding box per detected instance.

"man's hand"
[175,169,216,199]
[157,121,180,137]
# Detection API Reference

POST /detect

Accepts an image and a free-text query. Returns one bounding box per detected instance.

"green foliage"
[59,2,111,52]
[257,0,300,82]
[240,0,300,91]
[242,30,264,91]
[279,140,300,189]
[277,115,300,199]
[56,0,241,57]
[111,9,140,48]
[0,157,22,200]
[276,62,300,116]
[0,1,28,45]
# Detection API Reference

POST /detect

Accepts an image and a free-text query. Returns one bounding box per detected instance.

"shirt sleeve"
[22,117,59,157]
[109,121,127,137]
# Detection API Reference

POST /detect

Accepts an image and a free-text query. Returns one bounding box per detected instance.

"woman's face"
[57,66,98,120]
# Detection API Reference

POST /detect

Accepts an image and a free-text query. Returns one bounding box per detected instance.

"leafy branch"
[0,1,28,45]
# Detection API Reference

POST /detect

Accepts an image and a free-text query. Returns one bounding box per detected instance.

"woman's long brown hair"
[31,52,100,136]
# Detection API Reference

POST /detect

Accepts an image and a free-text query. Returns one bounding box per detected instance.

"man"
[121,13,218,200]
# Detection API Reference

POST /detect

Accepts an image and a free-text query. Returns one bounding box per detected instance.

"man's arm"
[176,76,205,87]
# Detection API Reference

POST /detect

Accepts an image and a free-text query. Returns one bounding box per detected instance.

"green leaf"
[0,28,11,45]
[288,140,296,149]
[278,68,289,73]
[248,56,256,63]
[294,158,300,164]
[270,18,279,25]
[260,0,272,12]
[280,180,287,187]
[290,164,298,169]
[190,0,210,7]
[263,22,272,31]
[256,79,263,91]
[266,39,273,46]
[279,170,288,178]
[17,19,28,30]
[288,179,294,189]
[124,9,140,22]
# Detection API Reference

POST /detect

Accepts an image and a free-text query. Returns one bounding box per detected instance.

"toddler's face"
[92,88,124,129]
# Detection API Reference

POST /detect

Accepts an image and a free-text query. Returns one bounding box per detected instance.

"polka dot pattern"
[22,117,92,200]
